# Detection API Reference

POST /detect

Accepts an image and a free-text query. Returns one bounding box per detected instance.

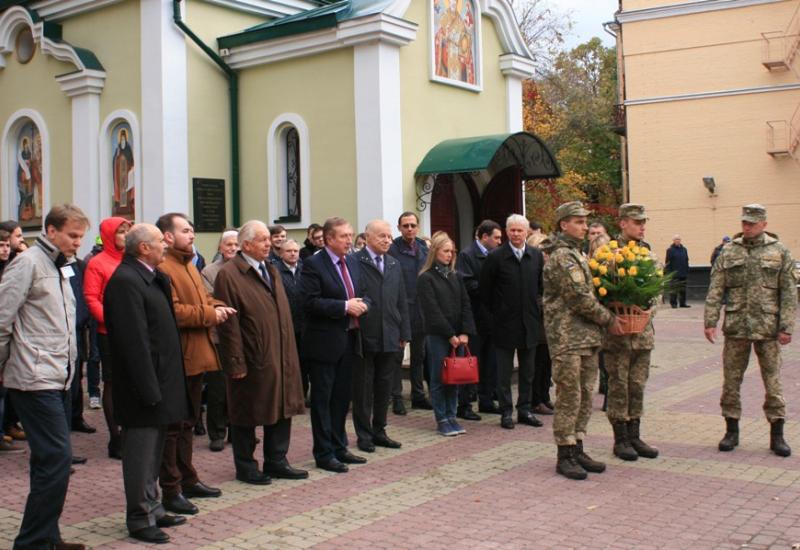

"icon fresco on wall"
[432,0,479,89]
[16,121,43,229]
[111,121,135,219]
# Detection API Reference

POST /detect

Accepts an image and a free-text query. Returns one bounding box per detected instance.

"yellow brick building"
[613,0,800,267]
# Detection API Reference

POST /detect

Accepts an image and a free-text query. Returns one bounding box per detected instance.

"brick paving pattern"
[2,305,799,549]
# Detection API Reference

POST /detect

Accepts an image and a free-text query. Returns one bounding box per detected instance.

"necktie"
[338,257,359,328]
[375,255,383,274]
[515,248,523,261]
[259,263,272,290]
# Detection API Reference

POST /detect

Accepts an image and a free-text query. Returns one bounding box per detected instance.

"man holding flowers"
[543,201,624,481]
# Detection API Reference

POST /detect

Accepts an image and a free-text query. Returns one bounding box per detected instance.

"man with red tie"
[300,217,370,473]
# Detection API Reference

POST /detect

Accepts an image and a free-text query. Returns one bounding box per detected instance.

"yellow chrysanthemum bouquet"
[589,240,672,333]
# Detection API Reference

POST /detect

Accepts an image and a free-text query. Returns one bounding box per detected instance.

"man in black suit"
[275,239,309,403]
[352,220,411,453]
[300,217,370,473]
[104,224,191,544]
[480,214,546,430]
[456,219,503,421]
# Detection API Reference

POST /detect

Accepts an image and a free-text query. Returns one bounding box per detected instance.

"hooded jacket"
[83,217,128,334]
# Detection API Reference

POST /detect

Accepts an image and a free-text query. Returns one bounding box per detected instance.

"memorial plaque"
[192,178,226,232]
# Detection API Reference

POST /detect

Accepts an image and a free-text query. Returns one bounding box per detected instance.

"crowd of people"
[0,199,795,549]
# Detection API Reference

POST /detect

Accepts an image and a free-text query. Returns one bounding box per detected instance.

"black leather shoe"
[264,463,309,479]
[411,398,433,410]
[182,481,222,498]
[478,403,503,415]
[336,450,367,464]
[518,412,544,427]
[235,471,272,485]
[156,514,187,528]
[129,526,169,544]
[357,440,376,453]
[373,433,402,449]
[71,456,88,465]
[457,407,482,421]
[209,439,225,452]
[392,399,407,416]
[71,419,96,434]
[500,415,515,429]
[316,458,348,473]
[163,494,199,515]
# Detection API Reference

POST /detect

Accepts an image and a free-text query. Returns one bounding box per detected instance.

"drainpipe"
[173,0,241,226]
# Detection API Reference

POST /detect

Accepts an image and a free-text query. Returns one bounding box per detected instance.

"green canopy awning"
[415,132,561,179]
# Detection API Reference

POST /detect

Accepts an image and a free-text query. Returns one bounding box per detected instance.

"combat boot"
[770,419,791,457]
[575,440,606,473]
[627,418,659,458]
[612,421,638,461]
[718,417,739,452]
[556,445,587,480]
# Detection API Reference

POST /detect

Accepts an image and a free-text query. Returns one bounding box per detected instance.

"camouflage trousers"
[552,347,599,446]
[721,337,786,422]
[605,349,651,423]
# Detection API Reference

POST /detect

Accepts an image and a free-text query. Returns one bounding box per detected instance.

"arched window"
[285,126,301,219]
[2,110,49,232]
[267,113,310,228]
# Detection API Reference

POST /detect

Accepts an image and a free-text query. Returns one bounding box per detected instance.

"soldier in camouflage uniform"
[543,201,623,480]
[704,204,796,457]
[603,204,660,461]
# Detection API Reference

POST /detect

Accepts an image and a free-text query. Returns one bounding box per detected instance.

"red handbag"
[441,344,479,385]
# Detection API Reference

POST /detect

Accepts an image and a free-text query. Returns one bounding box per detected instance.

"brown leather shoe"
[533,403,554,416]
[55,541,86,550]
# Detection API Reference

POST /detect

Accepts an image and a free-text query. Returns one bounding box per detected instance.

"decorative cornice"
[625,82,800,105]
[499,52,534,79]
[55,69,106,96]
[200,0,320,18]
[478,0,532,58]
[28,0,123,21]
[222,12,417,68]
[616,0,788,24]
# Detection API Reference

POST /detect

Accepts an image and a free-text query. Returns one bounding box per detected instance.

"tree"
[511,0,573,74]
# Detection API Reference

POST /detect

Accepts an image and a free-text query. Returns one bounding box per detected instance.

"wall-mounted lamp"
[702,176,717,196]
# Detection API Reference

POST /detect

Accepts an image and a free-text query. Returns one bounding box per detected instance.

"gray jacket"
[0,237,78,391]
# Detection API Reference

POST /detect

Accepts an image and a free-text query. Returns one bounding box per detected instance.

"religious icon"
[111,122,135,219]
[432,0,478,87]
[16,121,43,229]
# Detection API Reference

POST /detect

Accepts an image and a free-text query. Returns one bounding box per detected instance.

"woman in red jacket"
[83,217,130,458]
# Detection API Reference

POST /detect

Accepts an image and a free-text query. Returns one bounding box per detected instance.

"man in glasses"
[388,212,432,414]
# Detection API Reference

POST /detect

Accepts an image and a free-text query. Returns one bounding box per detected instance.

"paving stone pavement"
[2,305,799,549]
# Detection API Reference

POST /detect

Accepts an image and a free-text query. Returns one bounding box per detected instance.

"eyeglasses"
[401,223,417,229]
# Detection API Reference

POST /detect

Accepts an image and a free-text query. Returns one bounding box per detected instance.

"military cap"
[741,204,767,223]
[618,203,648,220]
[554,201,591,224]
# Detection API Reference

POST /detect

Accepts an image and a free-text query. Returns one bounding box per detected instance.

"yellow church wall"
[184,1,264,253]
[60,0,142,131]
[626,91,800,263]
[0,44,73,218]
[399,2,509,214]
[237,48,357,241]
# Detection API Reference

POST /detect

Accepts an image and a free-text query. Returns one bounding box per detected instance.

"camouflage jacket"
[704,232,797,339]
[543,233,614,357]
[604,234,655,351]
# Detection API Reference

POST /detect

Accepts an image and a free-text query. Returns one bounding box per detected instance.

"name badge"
[60,265,75,279]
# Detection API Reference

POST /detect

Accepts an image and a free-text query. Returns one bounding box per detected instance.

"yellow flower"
[640,247,650,255]
[588,259,599,271]
[609,240,618,250]
[620,246,630,255]
[625,252,636,262]
[632,246,641,255]
[598,287,608,297]
[641,256,653,263]
[628,266,638,276]
[656,269,664,277]
[592,277,601,287]
[618,267,627,277]
[628,240,636,248]
[599,245,610,254]
[598,265,608,275]
[614,254,625,263]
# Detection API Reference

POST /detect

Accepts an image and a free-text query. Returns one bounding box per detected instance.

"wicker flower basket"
[608,302,651,334]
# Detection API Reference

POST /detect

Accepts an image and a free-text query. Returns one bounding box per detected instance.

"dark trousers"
[495,346,535,415]
[69,347,85,426]
[296,332,310,399]
[8,389,72,550]
[352,351,395,445]
[308,331,357,462]
[159,373,202,497]
[531,342,552,407]
[670,276,688,307]
[0,385,5,439]
[121,426,167,532]
[86,321,101,399]
[457,331,497,409]
[205,370,228,442]
[392,311,427,402]
[231,418,291,476]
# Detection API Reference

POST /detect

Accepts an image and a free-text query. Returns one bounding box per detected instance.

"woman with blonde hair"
[417,232,476,436]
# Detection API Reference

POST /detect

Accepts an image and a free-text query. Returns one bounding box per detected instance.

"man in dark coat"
[275,239,309,402]
[665,234,691,308]
[456,219,503,420]
[300,217,370,473]
[104,224,191,545]
[352,220,411,453]
[480,214,546,430]
[387,212,431,414]
[214,221,307,485]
